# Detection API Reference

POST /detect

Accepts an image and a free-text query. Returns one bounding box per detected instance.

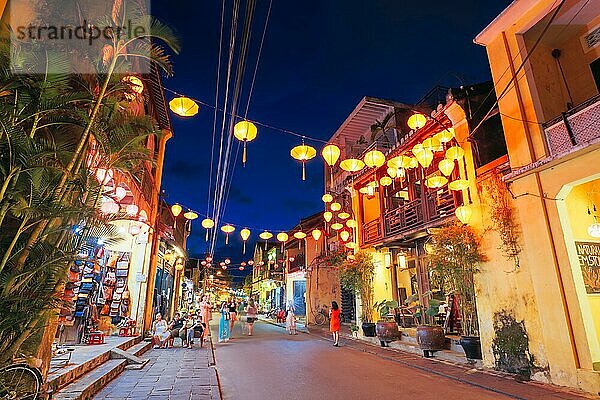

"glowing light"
[277,232,289,242]
[338,212,351,220]
[423,137,442,152]
[291,143,317,181]
[115,186,127,201]
[169,97,199,117]
[345,242,358,249]
[322,144,341,166]
[234,121,258,164]
[259,231,273,240]
[363,150,385,168]
[380,176,393,186]
[221,224,236,245]
[446,146,465,160]
[340,231,350,241]
[171,204,182,217]
[202,218,215,229]
[311,229,322,241]
[407,113,427,130]
[330,202,342,212]
[322,194,333,203]
[588,223,600,238]
[438,159,455,176]
[293,231,307,240]
[324,211,333,223]
[346,219,357,228]
[435,128,455,143]
[95,168,114,184]
[123,75,144,94]
[415,149,434,168]
[448,179,470,191]
[126,204,139,216]
[455,205,473,224]
[339,158,365,172]
[331,223,343,230]
[425,176,448,188]
[183,211,198,220]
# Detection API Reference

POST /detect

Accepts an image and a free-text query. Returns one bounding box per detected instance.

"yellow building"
[475,0,600,392]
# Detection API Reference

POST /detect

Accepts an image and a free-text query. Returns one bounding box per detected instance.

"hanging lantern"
[406,157,418,169]
[588,223,600,238]
[322,144,341,189]
[259,231,273,249]
[359,187,369,194]
[240,228,251,254]
[412,143,426,157]
[324,211,333,223]
[448,179,470,191]
[128,223,141,235]
[122,75,144,95]
[183,211,198,220]
[423,137,442,152]
[345,242,358,249]
[387,167,397,178]
[338,212,351,220]
[114,186,127,201]
[415,149,434,168]
[446,146,465,160]
[234,120,258,165]
[95,168,114,184]
[100,199,119,214]
[221,224,236,245]
[346,219,357,228]
[169,97,199,117]
[277,232,288,252]
[331,223,343,230]
[425,176,448,188]
[380,176,393,187]
[455,204,473,224]
[330,202,342,212]
[322,194,333,203]
[171,204,182,217]
[201,218,215,241]
[435,128,455,143]
[293,232,307,240]
[438,159,455,176]
[363,150,385,169]
[407,113,427,130]
[138,210,148,222]
[126,204,139,216]
[311,229,322,241]
[340,230,350,242]
[339,158,365,172]
[290,142,317,181]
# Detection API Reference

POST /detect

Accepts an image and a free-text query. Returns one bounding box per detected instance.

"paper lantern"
[322,144,341,166]
[126,204,138,216]
[380,176,393,186]
[290,143,317,181]
[446,146,465,160]
[277,232,289,242]
[412,143,426,157]
[322,194,333,203]
[330,202,342,212]
[338,212,351,220]
[128,223,141,235]
[201,218,215,241]
[171,204,182,217]
[425,176,448,188]
[183,211,198,220]
[311,229,322,241]
[100,199,119,214]
[169,97,199,117]
[138,210,148,222]
[221,224,236,245]
[588,223,600,238]
[435,128,455,143]
[345,242,358,249]
[346,219,358,229]
[95,168,114,184]
[407,113,427,130]
[438,159,455,176]
[240,228,251,254]
[415,149,434,168]
[114,186,127,201]
[339,158,365,172]
[259,231,273,240]
[234,121,258,165]
[359,187,369,194]
[331,223,343,230]
[363,150,385,168]
[340,230,350,242]
[423,137,442,152]
[448,179,470,191]
[455,205,473,224]
[293,232,307,240]
[123,75,144,94]
[406,157,418,169]
[324,211,333,223]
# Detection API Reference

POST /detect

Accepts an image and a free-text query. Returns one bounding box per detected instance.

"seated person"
[193,315,207,348]
[151,313,170,349]
[168,312,185,348]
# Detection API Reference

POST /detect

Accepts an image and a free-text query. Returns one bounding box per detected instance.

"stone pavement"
[93,341,221,400]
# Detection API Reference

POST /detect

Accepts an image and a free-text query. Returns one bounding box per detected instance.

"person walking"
[286,300,297,335]
[199,295,212,337]
[228,297,238,337]
[329,301,341,347]
[245,299,258,336]
[218,302,231,343]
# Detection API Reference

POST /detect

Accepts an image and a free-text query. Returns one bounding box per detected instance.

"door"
[293,280,306,316]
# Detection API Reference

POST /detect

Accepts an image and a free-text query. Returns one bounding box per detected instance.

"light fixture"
[183,211,198,220]
[234,120,258,165]
[588,223,600,238]
[330,202,342,212]
[126,204,139,216]
[169,97,199,117]
[412,143,426,157]
[100,198,119,214]
[331,223,343,230]
[324,211,333,223]
[423,137,442,152]
[171,204,183,217]
[122,75,144,94]
[259,231,273,249]
[345,242,358,249]
[425,176,448,188]
[339,158,365,172]
[340,230,350,241]
[322,144,341,189]
[240,228,251,254]
[415,149,434,168]
[202,218,215,241]
[291,142,317,181]
[115,186,127,201]
[435,128,455,143]
[95,168,114,185]
[446,146,465,160]
[346,219,357,228]
[363,150,385,169]
[407,113,427,130]
[225,258,231,265]
[311,229,322,242]
[128,223,141,235]
[221,224,236,245]
[438,159,455,176]
[448,179,470,191]
[293,231,307,240]
[455,204,473,224]
[322,194,333,203]
[380,176,393,187]
[338,212,351,220]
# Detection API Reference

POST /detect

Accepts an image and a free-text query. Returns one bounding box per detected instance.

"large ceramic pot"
[375,321,400,346]
[361,322,376,337]
[416,325,446,357]
[460,336,482,360]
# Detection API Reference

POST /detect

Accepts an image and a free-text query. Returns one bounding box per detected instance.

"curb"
[208,325,223,400]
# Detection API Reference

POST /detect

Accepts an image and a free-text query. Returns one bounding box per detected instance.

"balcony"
[543,94,600,157]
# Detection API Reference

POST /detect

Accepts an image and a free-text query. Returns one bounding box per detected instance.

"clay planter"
[416,325,446,357]
[361,322,376,337]
[460,336,482,360]
[375,321,400,346]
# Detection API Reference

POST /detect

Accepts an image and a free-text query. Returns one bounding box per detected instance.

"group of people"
[218,297,258,343]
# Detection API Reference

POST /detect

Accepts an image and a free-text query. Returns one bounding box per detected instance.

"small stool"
[119,327,134,337]
[88,331,105,345]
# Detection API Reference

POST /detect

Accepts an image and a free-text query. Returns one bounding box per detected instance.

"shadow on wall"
[492,310,534,379]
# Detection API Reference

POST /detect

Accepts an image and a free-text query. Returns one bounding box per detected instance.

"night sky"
[151,1,511,281]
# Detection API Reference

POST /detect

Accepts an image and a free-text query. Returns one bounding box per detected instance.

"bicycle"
[312,305,329,326]
[0,360,43,400]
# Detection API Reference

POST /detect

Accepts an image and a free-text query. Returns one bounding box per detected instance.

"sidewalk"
[257,315,308,333]
[307,324,596,400]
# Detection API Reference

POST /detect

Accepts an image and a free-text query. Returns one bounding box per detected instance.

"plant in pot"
[374,300,400,347]
[429,223,487,360]
[339,251,375,337]
[406,293,447,357]
[349,324,360,339]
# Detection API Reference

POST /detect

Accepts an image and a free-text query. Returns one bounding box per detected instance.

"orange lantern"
[169,97,199,117]
[234,121,258,165]
[291,142,317,181]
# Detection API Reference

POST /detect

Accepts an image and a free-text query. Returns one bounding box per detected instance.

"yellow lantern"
[277,232,289,252]
[259,231,273,250]
[322,144,341,189]
[123,75,144,95]
[169,97,199,117]
[324,211,333,223]
[415,149,434,168]
[345,242,358,249]
[438,159,455,176]
[455,204,473,224]
[202,218,215,241]
[311,229,322,241]
[330,202,342,212]
[290,143,317,181]
[322,194,333,203]
[405,157,418,169]
[412,143,426,157]
[346,219,357,228]
[363,150,385,168]
[380,176,393,186]
[446,146,465,160]
[387,167,397,178]
[339,158,365,172]
[240,228,251,254]
[171,204,182,217]
[294,231,307,240]
[435,128,455,143]
[448,179,470,191]
[407,113,427,130]
[359,186,369,194]
[221,224,236,245]
[338,212,351,220]
[331,223,343,230]
[183,211,198,220]
[425,176,448,188]
[340,230,350,242]
[234,121,258,165]
[423,137,442,152]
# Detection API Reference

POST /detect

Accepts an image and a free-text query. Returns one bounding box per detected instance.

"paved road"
[212,320,511,400]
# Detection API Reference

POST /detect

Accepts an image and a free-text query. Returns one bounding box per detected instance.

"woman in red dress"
[329,301,341,347]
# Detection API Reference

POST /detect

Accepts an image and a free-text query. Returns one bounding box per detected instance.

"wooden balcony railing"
[362,219,382,244]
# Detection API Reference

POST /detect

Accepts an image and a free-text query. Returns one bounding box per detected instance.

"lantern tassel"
[242,141,248,166]
[243,241,246,254]
[226,234,229,245]
[205,229,209,242]
[330,168,334,189]
[302,162,306,181]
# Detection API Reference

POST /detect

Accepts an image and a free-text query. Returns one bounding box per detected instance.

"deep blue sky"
[152,1,510,280]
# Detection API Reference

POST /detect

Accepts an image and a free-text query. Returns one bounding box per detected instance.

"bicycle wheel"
[0,364,42,400]
[314,312,327,326]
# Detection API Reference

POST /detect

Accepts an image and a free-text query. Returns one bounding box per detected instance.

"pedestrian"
[151,313,170,348]
[218,302,231,343]
[228,297,237,336]
[199,295,212,337]
[286,300,297,335]
[194,315,207,348]
[245,299,258,336]
[184,314,197,348]
[329,301,341,347]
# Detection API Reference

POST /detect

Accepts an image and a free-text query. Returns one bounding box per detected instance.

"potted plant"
[429,224,487,360]
[339,251,376,337]
[406,293,447,357]
[374,300,400,346]
[349,324,360,339]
